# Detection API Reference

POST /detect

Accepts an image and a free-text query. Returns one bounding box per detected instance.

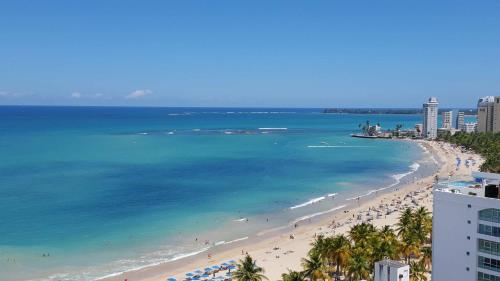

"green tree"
[233,255,268,281]
[346,248,371,281]
[281,270,305,281]
[409,260,427,281]
[301,252,327,281]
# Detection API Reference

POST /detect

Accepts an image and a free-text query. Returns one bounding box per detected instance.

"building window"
[468,204,472,208]
[479,239,500,257]
[466,267,470,271]
[467,251,470,255]
[479,224,500,237]
[478,271,500,281]
[479,209,500,223]
[478,256,500,272]
[468,236,471,240]
[468,220,471,224]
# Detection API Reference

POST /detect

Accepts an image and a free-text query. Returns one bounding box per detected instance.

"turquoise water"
[0,107,431,280]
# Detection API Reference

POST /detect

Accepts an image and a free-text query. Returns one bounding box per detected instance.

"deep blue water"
[0,106,439,280]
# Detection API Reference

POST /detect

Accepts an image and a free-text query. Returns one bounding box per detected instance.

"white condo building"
[464,122,478,134]
[442,110,453,129]
[423,97,439,139]
[457,111,465,131]
[432,172,500,281]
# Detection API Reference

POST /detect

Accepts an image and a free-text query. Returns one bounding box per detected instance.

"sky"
[0,1,499,108]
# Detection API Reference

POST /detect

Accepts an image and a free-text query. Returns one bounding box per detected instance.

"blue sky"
[0,1,499,107]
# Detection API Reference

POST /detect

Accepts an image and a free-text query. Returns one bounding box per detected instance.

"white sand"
[103,140,482,281]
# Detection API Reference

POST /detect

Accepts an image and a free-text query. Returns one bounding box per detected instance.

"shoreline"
[102,139,479,281]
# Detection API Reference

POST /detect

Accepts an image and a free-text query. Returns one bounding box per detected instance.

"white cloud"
[0,91,23,98]
[126,89,152,99]
[71,92,81,98]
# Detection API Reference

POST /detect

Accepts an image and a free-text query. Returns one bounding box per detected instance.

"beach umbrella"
[212,265,220,269]
[227,265,236,269]
[167,278,177,281]
[221,262,229,266]
[202,273,210,278]
[228,260,236,264]
[186,273,194,277]
[194,270,204,274]
[204,268,212,272]
[192,277,200,280]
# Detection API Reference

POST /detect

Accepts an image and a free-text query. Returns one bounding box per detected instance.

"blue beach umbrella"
[228,265,236,269]
[194,270,204,274]
[186,273,194,277]
[192,277,200,280]
[228,260,236,264]
[212,265,220,269]
[202,273,210,278]
[204,267,212,272]
[167,278,177,281]
[221,263,229,266]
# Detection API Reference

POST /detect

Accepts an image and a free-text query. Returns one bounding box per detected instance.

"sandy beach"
[103,140,483,281]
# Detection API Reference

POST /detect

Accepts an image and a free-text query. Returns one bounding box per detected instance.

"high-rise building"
[477,96,496,133]
[442,110,453,129]
[432,172,500,281]
[494,97,500,133]
[456,111,465,131]
[423,97,439,139]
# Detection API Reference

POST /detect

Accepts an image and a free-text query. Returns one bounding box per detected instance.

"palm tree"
[420,246,432,271]
[349,223,376,247]
[281,270,305,281]
[328,235,351,281]
[414,207,432,243]
[409,260,427,281]
[396,208,414,239]
[400,235,420,264]
[346,248,371,281]
[301,251,326,281]
[233,255,268,281]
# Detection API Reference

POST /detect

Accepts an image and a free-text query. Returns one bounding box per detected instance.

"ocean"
[0,106,441,280]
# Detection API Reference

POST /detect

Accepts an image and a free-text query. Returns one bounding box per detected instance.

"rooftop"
[434,172,500,199]
[376,260,408,268]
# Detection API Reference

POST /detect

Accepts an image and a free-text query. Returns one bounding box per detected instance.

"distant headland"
[323,108,477,115]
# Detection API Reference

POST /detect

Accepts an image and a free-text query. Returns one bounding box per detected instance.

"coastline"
[102,139,482,281]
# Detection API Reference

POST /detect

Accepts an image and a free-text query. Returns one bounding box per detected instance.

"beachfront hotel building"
[457,111,465,131]
[477,96,500,133]
[442,110,453,129]
[432,172,500,281]
[423,97,439,139]
[464,122,478,134]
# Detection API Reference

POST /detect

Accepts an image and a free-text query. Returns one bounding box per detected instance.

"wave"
[327,193,337,197]
[233,218,247,222]
[94,247,211,280]
[345,162,421,201]
[225,236,249,244]
[307,145,372,148]
[258,127,288,130]
[391,162,420,182]
[292,205,347,223]
[290,196,325,209]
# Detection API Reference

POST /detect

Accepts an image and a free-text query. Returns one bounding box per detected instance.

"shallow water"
[0,107,435,280]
